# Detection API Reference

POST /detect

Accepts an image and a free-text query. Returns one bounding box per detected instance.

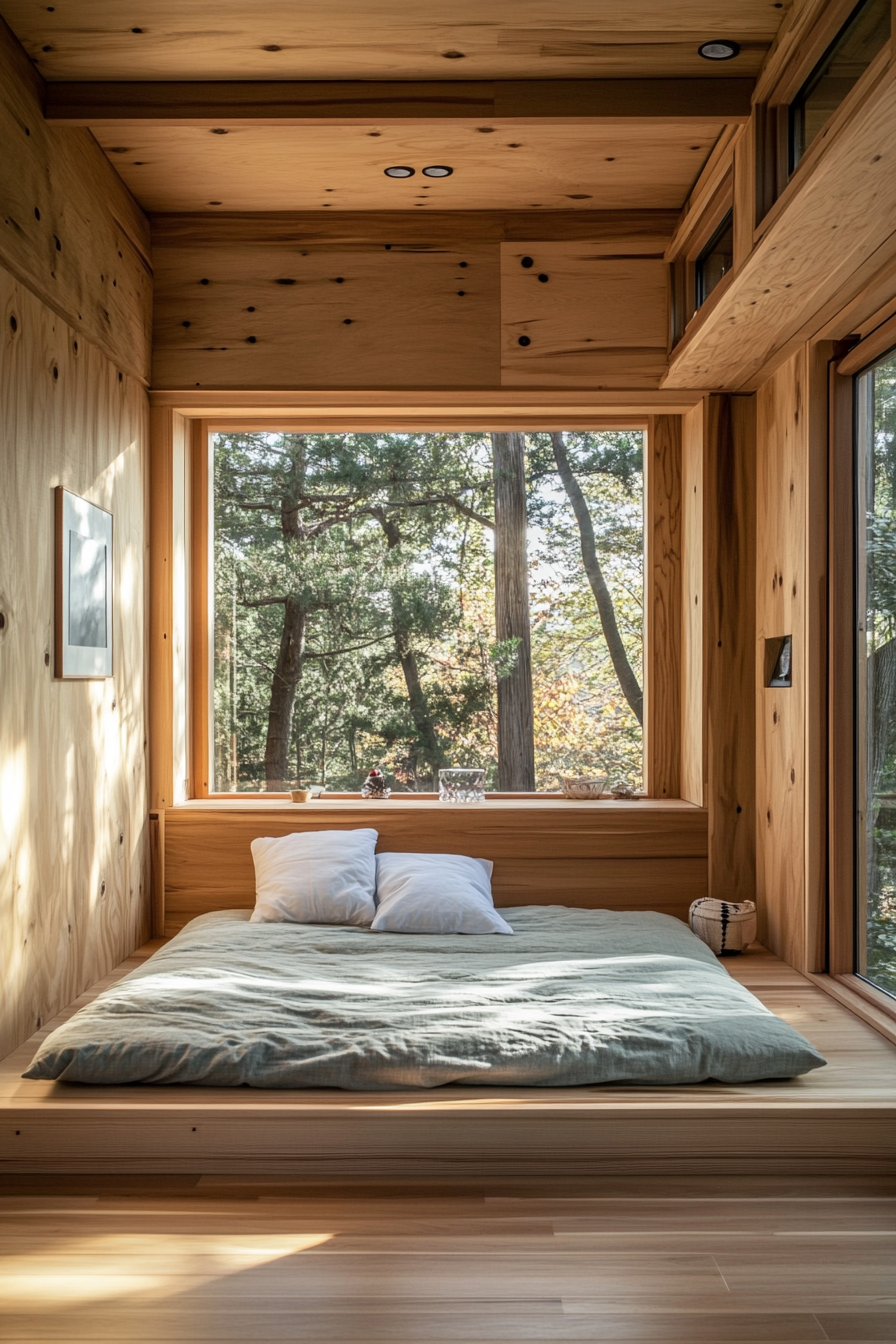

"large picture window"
[212,429,644,794]
[856,347,896,998]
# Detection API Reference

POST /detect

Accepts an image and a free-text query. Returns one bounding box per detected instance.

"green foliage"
[861,352,896,997]
[213,429,644,794]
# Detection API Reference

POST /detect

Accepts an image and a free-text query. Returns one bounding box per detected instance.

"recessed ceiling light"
[384,166,414,178]
[422,165,453,177]
[698,39,741,60]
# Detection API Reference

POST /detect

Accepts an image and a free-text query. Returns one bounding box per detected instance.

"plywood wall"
[0,266,149,1059]
[150,212,673,391]
[0,16,152,384]
[754,346,827,973]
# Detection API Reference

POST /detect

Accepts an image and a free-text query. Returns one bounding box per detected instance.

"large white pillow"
[371,852,513,934]
[250,828,378,926]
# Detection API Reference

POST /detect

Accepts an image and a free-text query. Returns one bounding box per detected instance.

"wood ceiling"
[89,121,729,213]
[4,2,791,81]
[2,1,791,215]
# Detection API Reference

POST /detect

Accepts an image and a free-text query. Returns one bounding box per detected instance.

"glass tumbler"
[439,768,486,804]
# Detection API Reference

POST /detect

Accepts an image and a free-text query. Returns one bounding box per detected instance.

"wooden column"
[705,393,757,905]
[149,405,175,810]
[645,415,682,799]
[492,431,535,791]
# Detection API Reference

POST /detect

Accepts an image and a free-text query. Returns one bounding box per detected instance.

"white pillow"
[250,829,377,926]
[371,852,513,934]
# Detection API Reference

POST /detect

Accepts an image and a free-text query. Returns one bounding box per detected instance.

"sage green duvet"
[24,907,825,1088]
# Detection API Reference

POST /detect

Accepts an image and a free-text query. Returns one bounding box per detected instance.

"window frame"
[667,173,735,350]
[828,334,896,1024]
[149,399,688,807]
[849,340,896,1001]
[753,0,893,228]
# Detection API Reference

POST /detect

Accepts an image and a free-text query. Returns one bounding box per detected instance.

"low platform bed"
[24,906,824,1089]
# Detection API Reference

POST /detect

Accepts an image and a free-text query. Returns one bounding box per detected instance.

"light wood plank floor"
[1,1173,895,1342]
[2,943,896,1175]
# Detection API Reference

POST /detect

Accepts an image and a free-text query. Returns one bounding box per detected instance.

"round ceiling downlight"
[422,165,453,177]
[697,40,741,60]
[384,165,415,178]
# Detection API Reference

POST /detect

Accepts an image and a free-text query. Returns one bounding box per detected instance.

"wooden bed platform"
[2,942,895,1177]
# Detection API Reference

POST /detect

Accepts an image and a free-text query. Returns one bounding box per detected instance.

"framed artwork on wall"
[54,486,113,679]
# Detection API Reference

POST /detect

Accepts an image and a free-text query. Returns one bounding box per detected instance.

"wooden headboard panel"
[160,799,708,937]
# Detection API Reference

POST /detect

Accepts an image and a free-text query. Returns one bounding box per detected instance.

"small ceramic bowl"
[559,775,608,800]
[290,789,311,803]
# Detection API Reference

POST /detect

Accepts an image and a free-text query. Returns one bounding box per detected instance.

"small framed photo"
[55,487,113,679]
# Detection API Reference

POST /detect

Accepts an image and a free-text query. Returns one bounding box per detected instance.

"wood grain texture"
[150,388,704,417]
[680,401,705,807]
[150,209,681,249]
[88,119,730,216]
[4,1171,896,1344]
[160,800,708,935]
[0,16,151,384]
[664,50,896,392]
[645,416,682,799]
[46,78,756,124]
[152,240,502,390]
[3,940,896,1177]
[754,347,827,974]
[189,420,211,798]
[828,365,857,976]
[500,243,668,389]
[149,406,176,809]
[704,394,757,904]
[0,265,149,1061]
[0,2,787,81]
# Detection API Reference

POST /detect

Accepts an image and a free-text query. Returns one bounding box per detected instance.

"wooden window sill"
[806,971,896,1047]
[174,796,703,811]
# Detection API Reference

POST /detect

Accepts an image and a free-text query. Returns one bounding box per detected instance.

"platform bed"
[2,935,895,1176]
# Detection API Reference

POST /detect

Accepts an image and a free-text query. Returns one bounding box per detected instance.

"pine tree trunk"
[551,432,643,725]
[376,512,446,787]
[492,432,535,791]
[264,596,306,790]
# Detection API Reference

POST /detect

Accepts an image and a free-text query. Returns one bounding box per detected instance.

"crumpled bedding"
[24,906,826,1088]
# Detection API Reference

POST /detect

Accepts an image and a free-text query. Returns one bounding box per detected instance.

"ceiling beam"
[149,209,681,248]
[45,78,754,126]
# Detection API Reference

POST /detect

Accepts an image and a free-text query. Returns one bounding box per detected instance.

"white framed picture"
[55,487,113,679]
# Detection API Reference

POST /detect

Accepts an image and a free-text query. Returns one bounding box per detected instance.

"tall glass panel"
[857,348,896,998]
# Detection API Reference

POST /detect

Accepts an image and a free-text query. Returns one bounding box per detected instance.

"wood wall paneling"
[680,401,705,807]
[152,221,677,392]
[152,241,502,390]
[0,265,149,1059]
[704,394,757,905]
[645,415,682,799]
[753,347,829,973]
[500,244,668,389]
[161,802,708,936]
[0,16,152,384]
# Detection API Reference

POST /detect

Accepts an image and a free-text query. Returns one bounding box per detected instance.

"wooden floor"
[1,1172,896,1342]
[2,943,896,1176]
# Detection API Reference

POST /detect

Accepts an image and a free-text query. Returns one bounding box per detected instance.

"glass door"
[856,346,896,997]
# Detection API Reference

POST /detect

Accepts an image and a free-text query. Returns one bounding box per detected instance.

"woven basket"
[689,898,757,955]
